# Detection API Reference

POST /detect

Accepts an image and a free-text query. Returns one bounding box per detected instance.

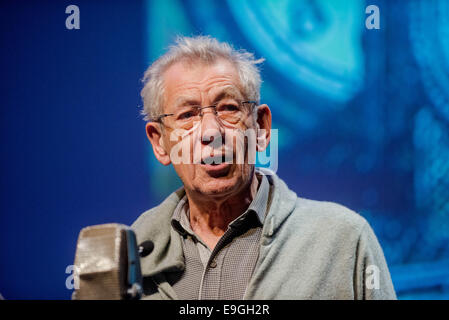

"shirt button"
[209,260,217,268]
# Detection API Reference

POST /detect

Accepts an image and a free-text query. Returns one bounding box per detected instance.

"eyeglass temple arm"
[149,113,174,123]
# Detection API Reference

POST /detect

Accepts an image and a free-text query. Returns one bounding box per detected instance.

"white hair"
[140,36,264,121]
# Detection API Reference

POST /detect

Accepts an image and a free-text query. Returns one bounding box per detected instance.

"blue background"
[1,0,448,299]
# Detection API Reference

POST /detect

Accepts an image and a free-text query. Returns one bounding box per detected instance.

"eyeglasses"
[149,100,257,130]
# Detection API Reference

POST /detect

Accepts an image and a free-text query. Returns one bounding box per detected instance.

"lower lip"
[200,162,231,176]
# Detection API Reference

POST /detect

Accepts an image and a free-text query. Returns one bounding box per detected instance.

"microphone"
[72,223,153,300]
[138,240,154,257]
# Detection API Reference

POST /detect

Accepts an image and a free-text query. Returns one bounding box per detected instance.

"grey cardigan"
[132,170,396,299]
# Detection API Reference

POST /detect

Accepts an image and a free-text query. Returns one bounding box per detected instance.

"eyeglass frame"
[148,100,258,126]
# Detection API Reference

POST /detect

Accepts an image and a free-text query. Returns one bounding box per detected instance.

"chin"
[193,176,241,197]
[195,179,239,196]
[179,163,253,197]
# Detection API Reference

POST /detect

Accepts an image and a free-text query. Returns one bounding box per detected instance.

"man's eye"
[178,111,195,120]
[219,104,239,112]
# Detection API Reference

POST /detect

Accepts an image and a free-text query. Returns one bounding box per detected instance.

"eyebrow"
[173,96,200,109]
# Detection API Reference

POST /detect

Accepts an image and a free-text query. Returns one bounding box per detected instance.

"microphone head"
[73,223,135,300]
[138,240,154,257]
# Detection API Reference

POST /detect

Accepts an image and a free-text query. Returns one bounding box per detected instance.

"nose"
[200,109,224,145]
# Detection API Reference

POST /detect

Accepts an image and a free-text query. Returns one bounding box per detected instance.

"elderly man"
[132,36,396,300]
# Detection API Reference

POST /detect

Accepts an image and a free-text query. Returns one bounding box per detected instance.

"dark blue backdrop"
[1,0,448,299]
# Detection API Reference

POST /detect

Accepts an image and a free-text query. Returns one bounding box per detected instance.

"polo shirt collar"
[171,174,270,235]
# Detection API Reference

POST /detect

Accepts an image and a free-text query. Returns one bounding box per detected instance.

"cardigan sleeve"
[354,221,397,300]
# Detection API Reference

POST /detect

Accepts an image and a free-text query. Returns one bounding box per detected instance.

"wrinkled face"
[159,59,257,198]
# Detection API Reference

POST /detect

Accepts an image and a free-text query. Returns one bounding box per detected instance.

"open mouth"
[200,155,228,165]
[200,155,232,177]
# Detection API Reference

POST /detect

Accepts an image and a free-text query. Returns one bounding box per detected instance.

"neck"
[185,172,260,248]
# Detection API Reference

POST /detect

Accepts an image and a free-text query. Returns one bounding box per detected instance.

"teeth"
[201,156,226,165]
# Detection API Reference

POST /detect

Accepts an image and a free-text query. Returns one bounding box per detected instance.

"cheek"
[172,164,197,190]
[165,131,197,165]
[242,114,257,130]
[225,128,257,164]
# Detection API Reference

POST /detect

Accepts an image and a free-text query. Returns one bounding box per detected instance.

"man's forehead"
[162,59,243,99]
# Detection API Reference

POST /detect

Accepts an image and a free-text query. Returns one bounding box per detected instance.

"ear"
[145,122,171,166]
[255,104,272,152]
